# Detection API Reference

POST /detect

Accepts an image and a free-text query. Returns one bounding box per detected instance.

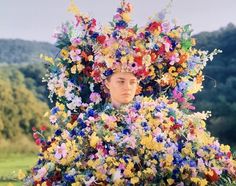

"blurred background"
[0,0,236,185]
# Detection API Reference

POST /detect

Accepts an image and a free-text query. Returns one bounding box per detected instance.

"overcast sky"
[0,0,236,43]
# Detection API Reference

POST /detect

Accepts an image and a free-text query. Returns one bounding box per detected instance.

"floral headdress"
[42,0,220,115]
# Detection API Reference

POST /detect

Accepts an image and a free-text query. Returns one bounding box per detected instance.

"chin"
[121,98,133,104]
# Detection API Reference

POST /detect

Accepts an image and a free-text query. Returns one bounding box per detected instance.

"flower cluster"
[42,0,220,116]
[26,1,236,185]
[26,96,236,185]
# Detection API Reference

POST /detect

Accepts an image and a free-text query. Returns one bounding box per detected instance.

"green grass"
[0,153,37,186]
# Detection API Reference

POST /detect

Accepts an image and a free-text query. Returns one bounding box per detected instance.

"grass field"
[0,153,37,186]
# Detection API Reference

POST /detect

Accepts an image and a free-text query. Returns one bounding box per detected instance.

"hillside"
[0,39,58,64]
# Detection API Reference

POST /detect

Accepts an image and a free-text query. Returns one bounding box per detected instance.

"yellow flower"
[167,178,175,185]
[220,144,230,153]
[40,54,54,64]
[143,168,154,175]
[187,82,203,94]
[191,177,208,186]
[90,132,100,148]
[18,169,25,180]
[96,170,107,180]
[191,38,196,46]
[165,154,173,166]
[60,49,69,59]
[143,54,151,64]
[67,0,80,15]
[72,182,81,186]
[131,177,139,184]
[71,65,77,74]
[122,12,131,23]
[141,134,163,151]
[76,63,84,73]
[168,66,178,77]
[88,55,93,61]
[121,56,128,63]
[55,102,64,110]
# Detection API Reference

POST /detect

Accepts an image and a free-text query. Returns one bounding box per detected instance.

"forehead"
[111,72,137,80]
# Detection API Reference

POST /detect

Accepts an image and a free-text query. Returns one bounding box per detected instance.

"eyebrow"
[117,77,137,81]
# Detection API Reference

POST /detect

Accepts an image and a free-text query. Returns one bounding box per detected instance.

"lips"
[122,93,131,96]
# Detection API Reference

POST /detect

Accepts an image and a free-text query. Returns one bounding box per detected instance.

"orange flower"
[135,85,142,95]
[196,74,203,84]
[81,51,88,61]
[179,54,188,64]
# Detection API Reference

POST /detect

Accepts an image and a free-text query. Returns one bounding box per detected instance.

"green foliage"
[194,23,236,147]
[0,66,49,150]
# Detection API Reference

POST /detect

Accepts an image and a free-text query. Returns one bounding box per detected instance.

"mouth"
[122,93,131,96]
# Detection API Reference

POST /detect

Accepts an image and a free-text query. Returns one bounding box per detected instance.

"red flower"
[206,169,219,182]
[227,151,232,158]
[134,56,143,66]
[83,66,92,76]
[32,127,37,131]
[147,21,162,32]
[35,138,41,145]
[170,124,182,130]
[97,35,106,44]
[151,52,157,62]
[33,132,39,139]
[40,125,47,131]
[70,114,78,123]
[170,116,175,122]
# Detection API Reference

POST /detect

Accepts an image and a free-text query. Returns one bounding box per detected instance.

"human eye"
[117,80,125,84]
[130,80,137,84]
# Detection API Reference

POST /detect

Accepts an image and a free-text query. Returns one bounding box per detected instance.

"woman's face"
[105,72,138,108]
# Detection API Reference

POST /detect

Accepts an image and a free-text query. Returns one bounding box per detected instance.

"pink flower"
[55,143,67,159]
[49,115,57,124]
[34,167,47,180]
[89,92,102,104]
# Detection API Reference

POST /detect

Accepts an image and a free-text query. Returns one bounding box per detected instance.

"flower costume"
[26,1,236,185]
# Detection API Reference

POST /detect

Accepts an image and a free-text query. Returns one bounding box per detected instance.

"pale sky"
[0,0,236,43]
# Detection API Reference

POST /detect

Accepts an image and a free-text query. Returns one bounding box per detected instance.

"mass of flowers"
[24,0,236,185]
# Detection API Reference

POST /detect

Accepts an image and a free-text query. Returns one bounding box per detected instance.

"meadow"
[0,153,37,186]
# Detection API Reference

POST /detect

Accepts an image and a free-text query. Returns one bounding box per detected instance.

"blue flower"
[78,118,87,129]
[104,69,113,77]
[169,37,178,51]
[78,131,85,137]
[123,155,129,163]
[51,107,59,115]
[141,122,149,131]
[122,129,130,135]
[115,50,122,59]
[145,31,151,38]
[112,31,120,38]
[156,135,163,142]
[189,160,197,167]
[74,155,82,162]
[134,102,141,110]
[55,129,62,136]
[153,44,159,51]
[87,109,95,117]
[116,20,128,28]
[91,32,99,39]
[64,174,75,183]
